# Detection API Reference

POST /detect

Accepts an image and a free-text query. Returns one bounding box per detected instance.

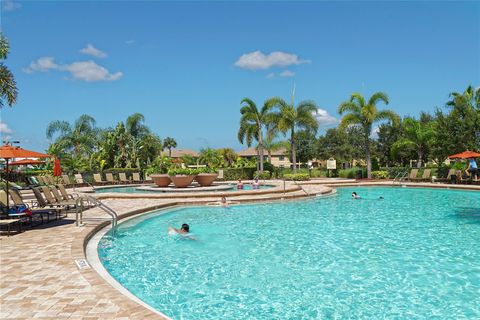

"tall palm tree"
[266,96,319,172]
[126,113,150,139]
[391,118,435,168]
[46,114,98,158]
[163,137,177,157]
[237,98,274,172]
[338,92,399,178]
[0,33,18,108]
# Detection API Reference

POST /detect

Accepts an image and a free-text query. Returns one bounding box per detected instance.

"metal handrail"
[393,171,409,184]
[77,195,118,230]
[294,181,310,196]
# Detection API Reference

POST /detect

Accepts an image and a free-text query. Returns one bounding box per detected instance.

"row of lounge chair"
[404,168,478,184]
[0,184,91,236]
[30,173,152,187]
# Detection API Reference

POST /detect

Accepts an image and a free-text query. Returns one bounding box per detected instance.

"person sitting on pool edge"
[352,192,360,199]
[168,223,190,234]
[252,177,260,189]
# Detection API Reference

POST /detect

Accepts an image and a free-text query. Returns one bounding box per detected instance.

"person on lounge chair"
[466,158,478,181]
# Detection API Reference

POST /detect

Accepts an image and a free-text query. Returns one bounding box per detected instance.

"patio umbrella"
[9,159,45,166]
[447,150,480,159]
[53,158,62,176]
[0,145,50,208]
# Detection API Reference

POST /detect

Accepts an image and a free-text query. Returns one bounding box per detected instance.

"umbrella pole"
[5,159,9,209]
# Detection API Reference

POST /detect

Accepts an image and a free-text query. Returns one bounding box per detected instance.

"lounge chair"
[132,172,142,183]
[7,189,54,224]
[27,176,40,186]
[436,169,456,183]
[57,184,78,201]
[144,174,153,183]
[40,186,78,210]
[31,187,67,219]
[47,176,57,185]
[49,186,78,206]
[406,169,419,181]
[93,173,108,185]
[119,172,131,184]
[36,176,47,185]
[105,173,118,184]
[0,218,22,236]
[74,174,85,186]
[61,175,73,186]
[413,169,431,182]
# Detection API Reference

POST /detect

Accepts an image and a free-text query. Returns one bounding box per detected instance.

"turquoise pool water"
[98,187,480,319]
[95,184,272,193]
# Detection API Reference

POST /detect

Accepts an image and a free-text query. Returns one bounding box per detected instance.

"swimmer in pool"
[220,196,228,207]
[352,192,361,199]
[168,223,190,234]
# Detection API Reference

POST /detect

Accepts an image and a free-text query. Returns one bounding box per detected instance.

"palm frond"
[338,101,360,115]
[368,92,389,106]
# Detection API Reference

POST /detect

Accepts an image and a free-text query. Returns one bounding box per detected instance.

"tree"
[218,148,238,167]
[431,85,480,161]
[237,98,274,172]
[0,33,18,108]
[295,130,317,164]
[163,137,177,157]
[267,96,319,172]
[198,148,223,168]
[316,127,364,164]
[391,117,435,168]
[338,92,399,178]
[126,113,150,139]
[46,114,99,158]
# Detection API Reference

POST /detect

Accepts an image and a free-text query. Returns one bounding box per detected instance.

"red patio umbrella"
[53,158,62,176]
[0,145,51,208]
[9,159,45,166]
[447,150,480,159]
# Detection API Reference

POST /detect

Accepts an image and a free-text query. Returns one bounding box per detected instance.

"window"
[279,156,285,161]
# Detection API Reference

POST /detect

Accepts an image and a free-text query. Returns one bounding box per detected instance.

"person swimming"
[168,223,190,235]
[237,179,244,190]
[352,192,360,199]
[252,177,260,189]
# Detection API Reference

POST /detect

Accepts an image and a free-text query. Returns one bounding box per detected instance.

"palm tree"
[163,137,177,157]
[338,92,399,178]
[126,113,150,139]
[447,85,480,110]
[262,123,287,163]
[237,98,274,172]
[219,148,238,167]
[266,97,319,172]
[0,33,18,108]
[391,118,434,168]
[46,114,98,158]
[198,148,223,168]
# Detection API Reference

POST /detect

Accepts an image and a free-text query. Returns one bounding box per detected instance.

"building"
[237,147,292,168]
[162,149,199,158]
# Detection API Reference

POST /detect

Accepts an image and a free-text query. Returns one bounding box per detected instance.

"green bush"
[254,170,271,179]
[263,162,275,173]
[371,171,389,179]
[283,173,310,181]
[338,167,366,179]
[196,167,218,174]
[221,167,257,180]
[168,168,200,176]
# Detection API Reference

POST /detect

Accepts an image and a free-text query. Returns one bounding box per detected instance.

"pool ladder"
[76,195,118,231]
[394,171,409,184]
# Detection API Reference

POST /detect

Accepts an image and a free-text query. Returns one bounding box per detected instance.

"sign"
[326,158,336,170]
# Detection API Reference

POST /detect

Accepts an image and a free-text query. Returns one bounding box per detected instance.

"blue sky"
[1,0,479,152]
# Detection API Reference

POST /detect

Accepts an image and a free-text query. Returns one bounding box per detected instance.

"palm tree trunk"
[258,134,264,172]
[365,134,371,179]
[268,150,272,163]
[417,149,423,168]
[291,129,297,173]
[169,148,172,157]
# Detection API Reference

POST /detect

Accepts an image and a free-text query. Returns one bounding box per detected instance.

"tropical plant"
[237,98,274,172]
[0,33,17,108]
[338,92,399,178]
[163,137,177,157]
[218,148,238,167]
[391,117,435,168]
[126,113,150,139]
[267,96,319,172]
[46,114,99,158]
[145,155,172,175]
[198,148,223,168]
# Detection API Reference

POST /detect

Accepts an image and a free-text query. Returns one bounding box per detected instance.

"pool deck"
[1,180,478,319]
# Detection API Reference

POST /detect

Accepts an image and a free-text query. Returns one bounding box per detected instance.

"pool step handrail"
[80,195,118,230]
[394,170,409,184]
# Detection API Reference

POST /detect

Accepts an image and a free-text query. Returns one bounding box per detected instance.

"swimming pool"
[97,187,480,319]
[95,184,272,193]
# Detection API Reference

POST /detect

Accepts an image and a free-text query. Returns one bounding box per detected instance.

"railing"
[294,181,310,196]
[76,195,118,231]
[393,171,409,184]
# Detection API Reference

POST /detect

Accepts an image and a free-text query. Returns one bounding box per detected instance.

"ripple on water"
[98,187,480,319]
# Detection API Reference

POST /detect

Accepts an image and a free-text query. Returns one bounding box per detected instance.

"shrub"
[338,167,366,179]
[254,170,271,179]
[379,167,409,179]
[168,168,200,176]
[283,173,310,181]
[371,171,389,179]
[263,162,275,173]
[221,167,257,180]
[196,167,218,174]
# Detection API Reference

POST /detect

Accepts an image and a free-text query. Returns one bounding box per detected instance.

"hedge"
[283,173,310,181]
[371,171,389,179]
[254,170,271,179]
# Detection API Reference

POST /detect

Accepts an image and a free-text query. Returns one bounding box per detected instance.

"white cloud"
[23,57,58,73]
[80,44,107,58]
[0,122,13,134]
[279,70,295,77]
[23,57,122,82]
[61,60,122,82]
[313,109,338,126]
[266,73,275,79]
[2,0,21,11]
[234,50,310,70]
